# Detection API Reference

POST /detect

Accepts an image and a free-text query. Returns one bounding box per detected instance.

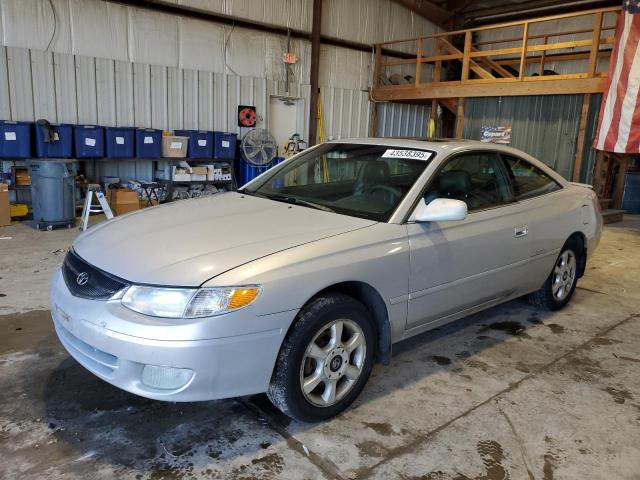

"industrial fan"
[240,128,278,166]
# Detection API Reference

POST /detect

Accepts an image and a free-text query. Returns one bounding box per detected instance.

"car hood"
[74,192,376,286]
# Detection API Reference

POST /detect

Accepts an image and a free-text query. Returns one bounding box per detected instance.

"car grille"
[62,250,129,300]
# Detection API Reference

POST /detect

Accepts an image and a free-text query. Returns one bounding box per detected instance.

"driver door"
[406,151,531,331]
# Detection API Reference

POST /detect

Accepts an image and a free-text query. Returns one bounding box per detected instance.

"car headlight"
[121,285,262,318]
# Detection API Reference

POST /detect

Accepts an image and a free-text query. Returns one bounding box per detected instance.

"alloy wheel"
[552,250,576,301]
[299,319,366,407]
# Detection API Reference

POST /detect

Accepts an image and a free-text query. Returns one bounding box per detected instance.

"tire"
[267,293,376,422]
[528,240,580,311]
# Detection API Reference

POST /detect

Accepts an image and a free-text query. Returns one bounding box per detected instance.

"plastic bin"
[161,135,189,158]
[28,159,77,229]
[235,156,284,186]
[214,131,237,159]
[135,129,162,158]
[74,125,104,158]
[35,123,73,158]
[105,127,135,158]
[0,121,32,158]
[174,130,214,158]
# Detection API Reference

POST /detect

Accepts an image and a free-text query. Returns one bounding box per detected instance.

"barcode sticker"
[381,149,432,160]
[198,139,207,146]
[144,136,153,144]
[85,138,96,147]
[115,136,125,145]
[221,140,230,148]
[4,132,16,141]
[170,142,182,149]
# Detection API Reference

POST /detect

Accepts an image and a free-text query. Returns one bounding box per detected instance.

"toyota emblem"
[76,272,90,286]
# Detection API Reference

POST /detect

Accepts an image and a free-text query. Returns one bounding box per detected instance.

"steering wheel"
[368,185,403,205]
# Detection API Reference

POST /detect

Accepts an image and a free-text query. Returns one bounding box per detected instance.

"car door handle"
[514,225,528,238]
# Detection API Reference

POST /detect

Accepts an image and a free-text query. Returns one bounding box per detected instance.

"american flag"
[594,0,640,153]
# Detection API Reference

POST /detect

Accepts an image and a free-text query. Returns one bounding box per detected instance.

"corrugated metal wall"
[463,94,600,180]
[376,102,431,138]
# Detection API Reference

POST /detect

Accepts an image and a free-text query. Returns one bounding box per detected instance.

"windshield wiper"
[263,193,335,213]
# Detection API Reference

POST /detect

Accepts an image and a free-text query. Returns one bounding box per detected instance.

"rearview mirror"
[411,198,467,222]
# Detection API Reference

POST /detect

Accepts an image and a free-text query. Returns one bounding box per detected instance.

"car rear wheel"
[267,293,375,422]
[528,241,579,310]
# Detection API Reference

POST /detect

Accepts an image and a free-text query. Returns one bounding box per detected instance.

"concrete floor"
[1,217,639,480]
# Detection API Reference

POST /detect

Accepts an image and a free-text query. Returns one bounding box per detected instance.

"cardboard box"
[191,166,208,175]
[0,184,10,226]
[107,188,140,216]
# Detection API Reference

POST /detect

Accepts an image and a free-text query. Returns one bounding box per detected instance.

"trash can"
[28,159,77,230]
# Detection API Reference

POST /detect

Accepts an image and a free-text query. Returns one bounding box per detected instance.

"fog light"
[141,365,193,390]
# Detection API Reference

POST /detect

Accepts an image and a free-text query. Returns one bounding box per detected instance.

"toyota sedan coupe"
[51,139,602,421]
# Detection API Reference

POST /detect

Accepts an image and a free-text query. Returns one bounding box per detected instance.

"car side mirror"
[411,198,467,222]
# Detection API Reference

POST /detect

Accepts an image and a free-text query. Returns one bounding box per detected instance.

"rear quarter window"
[501,155,562,201]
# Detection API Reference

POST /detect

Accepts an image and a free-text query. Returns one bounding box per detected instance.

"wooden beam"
[461,32,472,82]
[308,0,322,146]
[572,94,591,182]
[372,76,606,100]
[519,22,529,80]
[455,97,465,138]
[390,0,453,27]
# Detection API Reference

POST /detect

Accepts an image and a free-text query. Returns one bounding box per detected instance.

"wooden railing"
[371,6,621,100]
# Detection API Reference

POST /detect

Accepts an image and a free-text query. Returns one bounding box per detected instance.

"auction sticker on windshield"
[382,149,432,160]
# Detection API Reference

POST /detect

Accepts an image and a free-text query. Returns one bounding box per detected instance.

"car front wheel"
[267,293,375,422]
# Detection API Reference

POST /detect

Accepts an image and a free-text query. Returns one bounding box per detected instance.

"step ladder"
[80,184,113,231]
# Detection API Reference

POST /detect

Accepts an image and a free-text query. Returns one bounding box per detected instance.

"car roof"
[330,137,531,159]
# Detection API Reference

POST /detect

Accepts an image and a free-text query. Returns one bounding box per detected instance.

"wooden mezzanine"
[369,6,622,181]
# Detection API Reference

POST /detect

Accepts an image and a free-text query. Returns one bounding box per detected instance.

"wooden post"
[592,150,605,195]
[434,39,442,83]
[519,22,529,80]
[588,11,603,77]
[415,38,423,85]
[369,101,378,137]
[431,99,438,137]
[539,35,547,76]
[461,31,472,83]
[307,0,322,146]
[455,97,465,138]
[613,154,630,209]
[373,44,382,88]
[572,93,591,182]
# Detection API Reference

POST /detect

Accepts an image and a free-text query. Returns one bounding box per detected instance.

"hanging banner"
[480,126,512,144]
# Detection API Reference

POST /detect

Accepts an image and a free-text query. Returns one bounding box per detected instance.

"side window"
[424,152,512,211]
[501,155,562,201]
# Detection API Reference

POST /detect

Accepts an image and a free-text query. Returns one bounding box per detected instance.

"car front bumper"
[50,268,296,401]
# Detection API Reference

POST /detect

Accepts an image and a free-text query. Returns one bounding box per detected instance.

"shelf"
[154,178,233,185]
[9,184,31,190]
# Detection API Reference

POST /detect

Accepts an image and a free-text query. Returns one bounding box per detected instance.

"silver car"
[50,139,602,421]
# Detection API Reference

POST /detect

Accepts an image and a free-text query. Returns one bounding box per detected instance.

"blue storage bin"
[0,121,32,158]
[74,125,104,158]
[175,130,214,159]
[105,127,135,158]
[135,128,162,158]
[35,123,73,158]
[214,131,237,159]
[235,156,284,186]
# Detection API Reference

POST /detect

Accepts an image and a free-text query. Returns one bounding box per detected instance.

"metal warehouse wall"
[462,94,600,181]
[375,102,431,138]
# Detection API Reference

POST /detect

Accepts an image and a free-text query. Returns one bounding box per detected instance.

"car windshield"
[241,143,434,221]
